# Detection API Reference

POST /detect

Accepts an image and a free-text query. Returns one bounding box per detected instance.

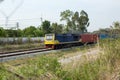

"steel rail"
[0,47,45,54]
[0,48,52,58]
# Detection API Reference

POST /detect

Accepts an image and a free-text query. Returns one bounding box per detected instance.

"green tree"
[78,10,89,32]
[60,10,89,33]
[110,21,120,34]
[17,29,23,37]
[71,10,89,33]
[34,29,44,37]
[5,29,17,37]
[0,27,6,37]
[41,20,51,34]
[60,10,73,22]
[51,23,63,34]
[23,26,37,37]
[60,10,73,32]
[113,21,120,29]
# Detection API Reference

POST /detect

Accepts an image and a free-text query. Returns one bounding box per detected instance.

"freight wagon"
[80,34,98,44]
[99,34,109,39]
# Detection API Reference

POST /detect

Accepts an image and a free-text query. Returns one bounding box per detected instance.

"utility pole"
[0,0,24,28]
[40,17,43,23]
[16,22,19,30]
[40,13,43,24]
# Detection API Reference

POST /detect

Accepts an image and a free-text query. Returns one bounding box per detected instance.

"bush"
[18,56,65,79]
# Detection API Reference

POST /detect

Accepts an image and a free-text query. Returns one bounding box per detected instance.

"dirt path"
[59,47,101,64]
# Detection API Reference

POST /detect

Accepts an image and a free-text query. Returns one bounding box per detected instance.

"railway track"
[0,47,45,54]
[0,44,96,62]
[0,48,52,58]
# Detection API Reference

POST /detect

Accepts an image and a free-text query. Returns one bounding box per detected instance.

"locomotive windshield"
[46,34,53,40]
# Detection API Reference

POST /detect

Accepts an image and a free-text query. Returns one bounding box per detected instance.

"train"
[44,33,109,49]
[44,33,111,49]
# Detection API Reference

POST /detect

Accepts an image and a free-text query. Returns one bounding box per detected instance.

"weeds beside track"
[1,39,120,80]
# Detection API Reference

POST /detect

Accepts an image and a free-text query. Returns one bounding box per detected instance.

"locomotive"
[44,33,98,49]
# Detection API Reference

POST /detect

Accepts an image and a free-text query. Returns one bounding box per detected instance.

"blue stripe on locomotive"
[55,34,78,42]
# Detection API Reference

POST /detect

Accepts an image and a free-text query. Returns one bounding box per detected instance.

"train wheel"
[45,45,48,48]
[52,45,55,49]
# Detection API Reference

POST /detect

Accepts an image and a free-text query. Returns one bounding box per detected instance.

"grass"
[61,38,120,80]
[0,56,66,80]
[17,56,61,79]
[0,45,93,80]
[0,65,21,80]
[0,39,120,80]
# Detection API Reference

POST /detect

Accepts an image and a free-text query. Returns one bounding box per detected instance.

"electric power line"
[0,18,41,21]
[0,0,24,27]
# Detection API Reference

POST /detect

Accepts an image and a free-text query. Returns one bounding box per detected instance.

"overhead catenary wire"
[0,0,24,27]
[0,18,42,22]
[0,20,42,29]
[0,17,44,29]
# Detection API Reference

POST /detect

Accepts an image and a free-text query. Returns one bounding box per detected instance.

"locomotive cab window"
[46,34,53,40]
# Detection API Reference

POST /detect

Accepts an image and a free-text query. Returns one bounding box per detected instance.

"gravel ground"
[59,47,101,64]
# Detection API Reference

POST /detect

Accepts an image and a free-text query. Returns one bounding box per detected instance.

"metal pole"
[0,0,24,27]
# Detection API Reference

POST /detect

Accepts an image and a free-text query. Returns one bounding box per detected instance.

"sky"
[0,0,120,32]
